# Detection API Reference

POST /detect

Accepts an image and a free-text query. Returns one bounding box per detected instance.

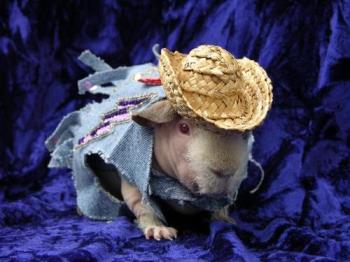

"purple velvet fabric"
[1,0,350,261]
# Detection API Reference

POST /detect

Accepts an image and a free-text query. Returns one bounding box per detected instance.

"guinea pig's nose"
[209,168,227,178]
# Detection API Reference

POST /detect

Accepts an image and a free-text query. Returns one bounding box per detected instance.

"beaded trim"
[75,93,157,149]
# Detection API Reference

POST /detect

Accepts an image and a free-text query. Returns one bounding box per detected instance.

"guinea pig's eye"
[179,123,190,134]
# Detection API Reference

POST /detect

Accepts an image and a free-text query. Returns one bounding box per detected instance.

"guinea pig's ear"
[131,99,178,127]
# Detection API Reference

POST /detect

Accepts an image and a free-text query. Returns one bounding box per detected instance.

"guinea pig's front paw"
[137,213,178,240]
[144,225,178,241]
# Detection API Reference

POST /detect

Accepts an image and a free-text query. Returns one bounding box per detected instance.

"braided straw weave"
[158,45,273,131]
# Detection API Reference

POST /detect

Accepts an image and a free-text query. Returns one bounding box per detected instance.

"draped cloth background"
[1,1,350,261]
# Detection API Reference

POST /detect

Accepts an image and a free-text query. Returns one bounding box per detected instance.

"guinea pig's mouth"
[203,192,232,199]
[181,180,201,195]
[187,182,230,198]
[191,182,200,194]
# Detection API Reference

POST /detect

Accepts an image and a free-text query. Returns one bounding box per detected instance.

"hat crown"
[182,45,241,77]
[179,45,244,97]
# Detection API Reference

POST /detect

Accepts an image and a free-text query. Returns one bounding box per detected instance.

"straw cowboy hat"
[158,45,273,132]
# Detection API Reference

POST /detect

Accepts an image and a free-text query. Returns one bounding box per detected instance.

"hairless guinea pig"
[46,47,270,242]
[112,99,255,241]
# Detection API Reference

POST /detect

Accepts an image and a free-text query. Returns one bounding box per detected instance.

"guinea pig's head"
[132,99,253,198]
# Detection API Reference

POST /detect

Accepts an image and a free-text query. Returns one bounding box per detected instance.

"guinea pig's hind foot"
[211,208,236,225]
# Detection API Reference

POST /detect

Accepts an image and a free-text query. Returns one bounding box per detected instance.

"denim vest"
[46,50,235,224]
